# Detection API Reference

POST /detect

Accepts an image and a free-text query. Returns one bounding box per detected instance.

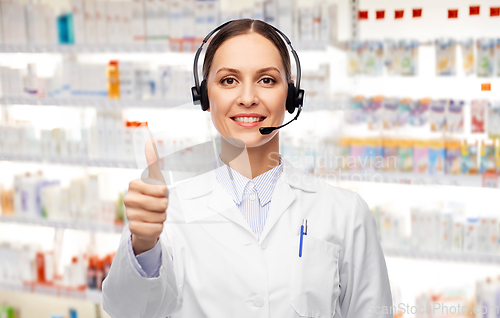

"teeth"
[233,117,262,123]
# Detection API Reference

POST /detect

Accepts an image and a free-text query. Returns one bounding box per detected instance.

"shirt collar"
[214,154,283,206]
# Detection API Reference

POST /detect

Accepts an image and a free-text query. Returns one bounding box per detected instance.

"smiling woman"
[102,18,393,318]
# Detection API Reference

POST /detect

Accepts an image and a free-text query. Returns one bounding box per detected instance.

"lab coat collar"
[177,157,316,201]
[175,157,317,243]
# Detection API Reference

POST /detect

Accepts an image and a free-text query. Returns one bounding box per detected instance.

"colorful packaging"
[397,140,413,172]
[397,98,411,127]
[429,141,446,175]
[460,38,474,75]
[383,139,399,171]
[496,140,500,173]
[496,39,500,77]
[363,41,384,76]
[367,96,383,130]
[447,100,464,133]
[461,141,479,174]
[338,138,351,170]
[445,141,462,175]
[477,38,495,77]
[471,99,488,133]
[399,40,418,76]
[350,139,367,171]
[435,38,456,76]
[347,41,362,76]
[409,98,430,126]
[413,141,429,174]
[384,40,400,76]
[429,100,447,132]
[382,98,399,129]
[346,96,365,124]
[480,140,496,173]
[488,102,500,139]
[365,139,384,171]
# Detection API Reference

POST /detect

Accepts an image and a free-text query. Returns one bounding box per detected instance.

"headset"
[191,19,305,135]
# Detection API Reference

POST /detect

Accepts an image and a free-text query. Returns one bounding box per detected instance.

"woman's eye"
[221,77,236,85]
[261,77,276,85]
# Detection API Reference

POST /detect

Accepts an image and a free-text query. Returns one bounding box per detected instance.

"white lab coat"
[102,158,392,318]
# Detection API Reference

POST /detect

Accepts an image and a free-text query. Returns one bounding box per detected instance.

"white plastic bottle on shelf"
[95,0,108,44]
[464,217,479,253]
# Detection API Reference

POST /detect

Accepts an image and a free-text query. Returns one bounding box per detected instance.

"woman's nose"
[237,82,259,107]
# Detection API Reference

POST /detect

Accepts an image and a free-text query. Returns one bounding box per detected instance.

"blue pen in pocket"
[299,219,307,257]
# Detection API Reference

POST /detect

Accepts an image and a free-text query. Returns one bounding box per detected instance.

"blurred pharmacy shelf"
[0,97,190,109]
[0,281,102,304]
[0,97,347,110]
[1,153,497,188]
[0,44,173,53]
[325,171,499,188]
[0,215,123,233]
[384,247,500,265]
[0,153,137,169]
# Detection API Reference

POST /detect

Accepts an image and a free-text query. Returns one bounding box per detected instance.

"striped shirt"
[214,154,283,241]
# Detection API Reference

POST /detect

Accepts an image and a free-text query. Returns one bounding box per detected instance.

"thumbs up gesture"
[124,139,169,255]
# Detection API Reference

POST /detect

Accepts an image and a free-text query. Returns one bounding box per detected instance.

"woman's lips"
[230,116,266,128]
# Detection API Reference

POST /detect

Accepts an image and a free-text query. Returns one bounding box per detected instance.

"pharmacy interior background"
[0,0,500,317]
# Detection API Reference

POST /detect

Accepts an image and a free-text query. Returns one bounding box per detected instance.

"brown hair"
[202,19,291,83]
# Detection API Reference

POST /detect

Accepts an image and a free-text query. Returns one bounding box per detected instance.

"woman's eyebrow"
[216,67,239,74]
[257,67,281,74]
[215,67,281,75]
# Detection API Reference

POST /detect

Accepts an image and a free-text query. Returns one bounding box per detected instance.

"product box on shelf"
[83,0,97,44]
[71,0,86,44]
[95,0,108,44]
[477,38,495,77]
[413,141,429,174]
[480,140,497,173]
[461,141,479,175]
[445,141,462,175]
[471,99,488,133]
[460,38,474,75]
[435,38,456,76]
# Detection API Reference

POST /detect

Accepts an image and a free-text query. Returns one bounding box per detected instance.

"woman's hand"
[125,139,168,255]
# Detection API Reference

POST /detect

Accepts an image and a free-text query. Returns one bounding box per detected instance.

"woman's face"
[206,32,288,148]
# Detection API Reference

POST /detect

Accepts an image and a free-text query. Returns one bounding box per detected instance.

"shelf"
[0,215,124,234]
[323,171,498,188]
[0,281,102,304]
[0,43,173,53]
[384,247,500,264]
[0,97,192,109]
[0,96,345,110]
[0,153,137,169]
[1,154,497,189]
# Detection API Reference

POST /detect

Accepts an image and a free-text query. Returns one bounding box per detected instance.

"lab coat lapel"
[259,158,316,243]
[176,168,255,246]
[258,175,296,243]
[206,178,255,234]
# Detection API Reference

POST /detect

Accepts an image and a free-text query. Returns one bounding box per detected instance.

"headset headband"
[192,19,302,98]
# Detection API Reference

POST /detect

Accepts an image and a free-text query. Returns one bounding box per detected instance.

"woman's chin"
[221,133,269,149]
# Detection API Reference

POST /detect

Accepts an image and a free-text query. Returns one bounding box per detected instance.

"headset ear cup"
[286,83,296,114]
[200,79,209,111]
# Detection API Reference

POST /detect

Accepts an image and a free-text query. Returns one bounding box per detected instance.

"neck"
[219,133,281,179]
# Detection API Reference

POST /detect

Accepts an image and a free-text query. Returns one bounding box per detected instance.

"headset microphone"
[259,103,303,135]
[192,19,305,135]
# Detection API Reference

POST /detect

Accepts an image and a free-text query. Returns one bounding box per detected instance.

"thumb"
[145,138,165,184]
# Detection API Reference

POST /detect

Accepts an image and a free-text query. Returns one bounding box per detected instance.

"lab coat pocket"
[289,235,341,318]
